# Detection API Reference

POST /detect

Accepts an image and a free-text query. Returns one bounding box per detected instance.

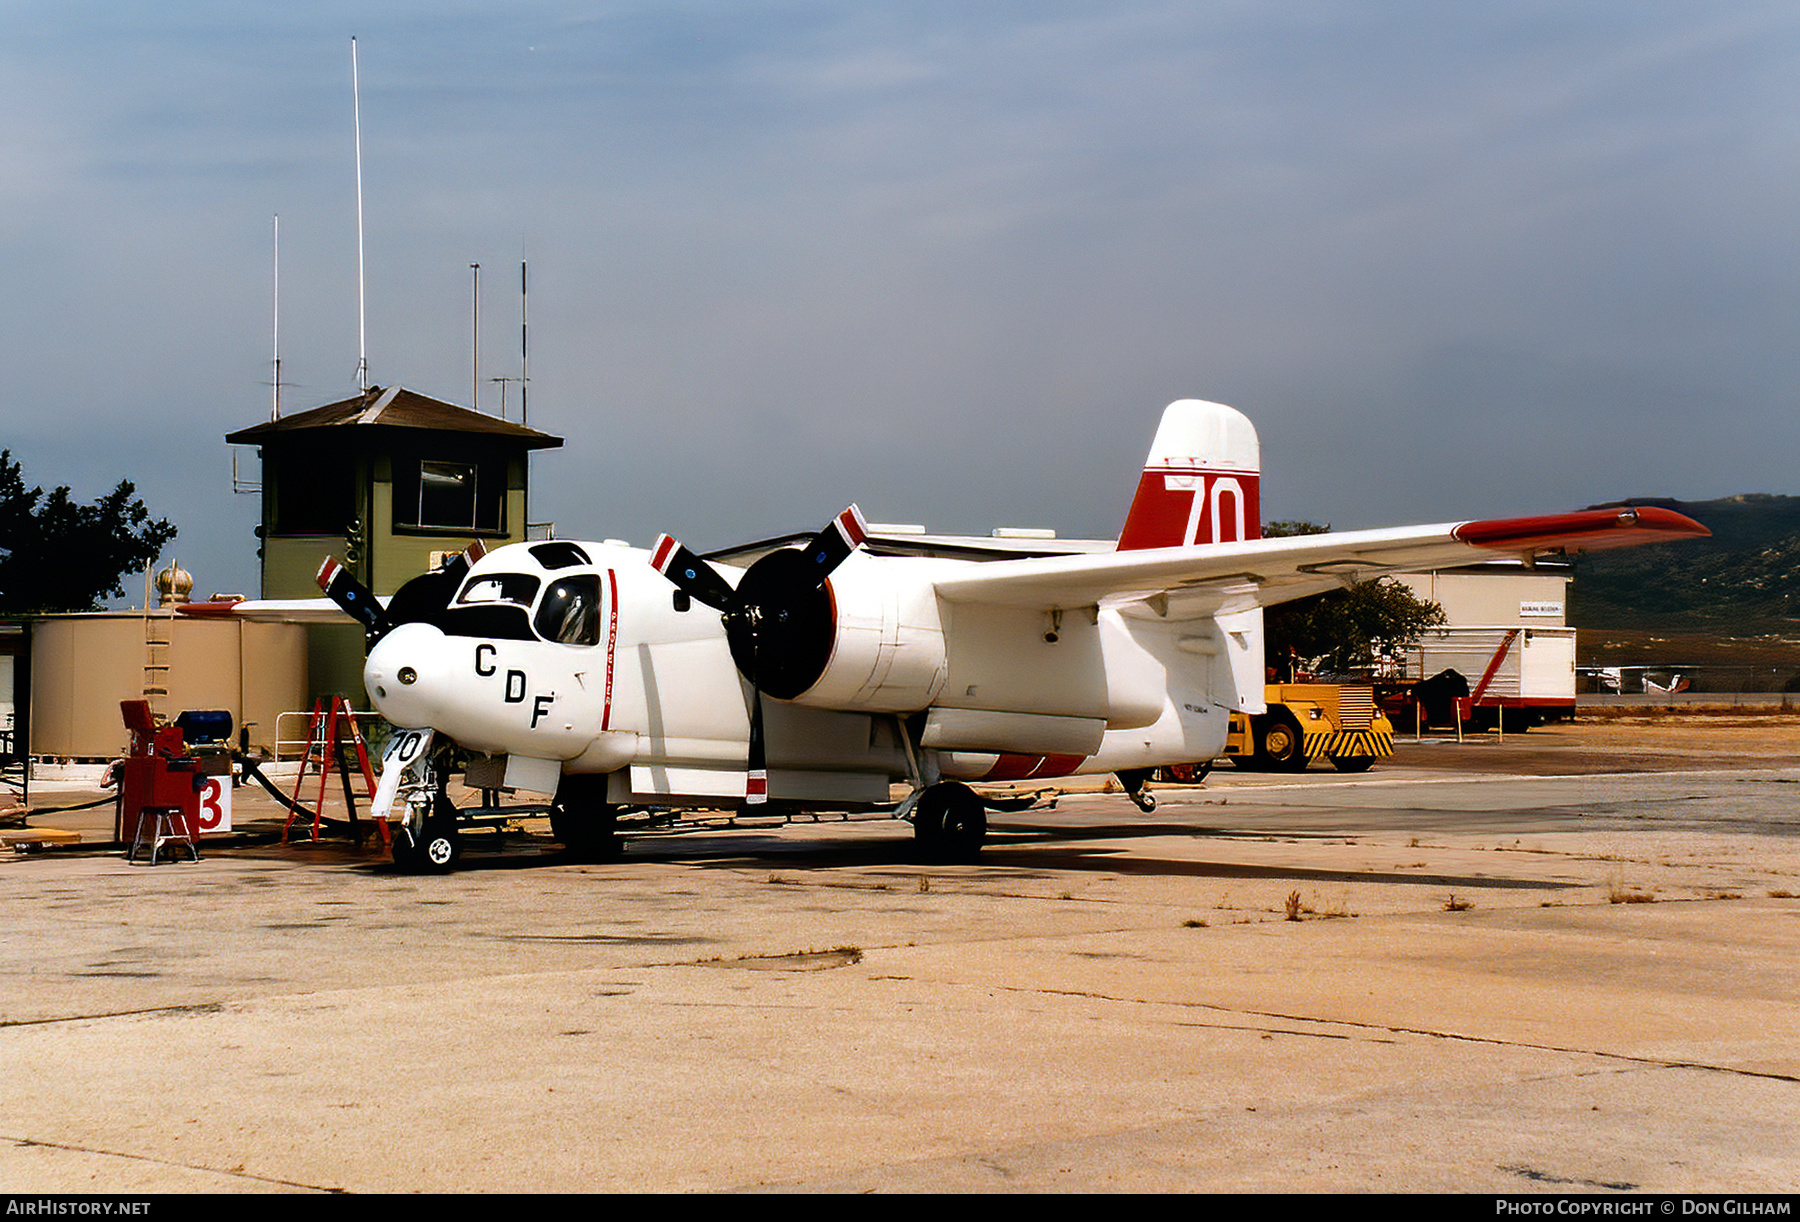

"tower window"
[419,461,477,528]
[394,455,505,533]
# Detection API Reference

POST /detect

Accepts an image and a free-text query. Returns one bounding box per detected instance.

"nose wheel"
[391,803,461,873]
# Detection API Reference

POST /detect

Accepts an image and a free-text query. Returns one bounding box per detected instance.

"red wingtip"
[1454,506,1710,553]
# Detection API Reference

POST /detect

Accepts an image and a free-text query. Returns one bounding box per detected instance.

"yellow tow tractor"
[1158,683,1394,781]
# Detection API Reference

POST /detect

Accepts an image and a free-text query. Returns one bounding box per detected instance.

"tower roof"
[226,385,563,450]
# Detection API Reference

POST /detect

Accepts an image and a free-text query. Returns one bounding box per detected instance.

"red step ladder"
[284,697,387,848]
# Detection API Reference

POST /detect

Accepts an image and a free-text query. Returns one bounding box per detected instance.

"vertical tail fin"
[1117,400,1261,550]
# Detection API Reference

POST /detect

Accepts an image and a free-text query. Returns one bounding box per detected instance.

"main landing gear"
[550,773,621,862]
[911,782,987,863]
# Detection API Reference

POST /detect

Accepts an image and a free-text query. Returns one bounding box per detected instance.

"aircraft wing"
[931,507,1708,618]
[177,597,360,624]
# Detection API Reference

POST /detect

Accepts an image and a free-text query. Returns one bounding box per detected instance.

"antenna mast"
[520,259,529,427]
[470,262,481,410]
[352,36,368,391]
[271,214,281,420]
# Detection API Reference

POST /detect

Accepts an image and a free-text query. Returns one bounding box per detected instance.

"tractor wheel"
[1257,717,1308,772]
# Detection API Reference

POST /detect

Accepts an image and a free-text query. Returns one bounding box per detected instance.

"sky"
[3,1,1797,601]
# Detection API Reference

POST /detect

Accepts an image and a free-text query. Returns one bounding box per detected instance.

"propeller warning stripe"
[835,504,868,549]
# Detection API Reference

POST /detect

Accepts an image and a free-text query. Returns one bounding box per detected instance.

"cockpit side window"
[534,575,603,646]
[457,573,540,607]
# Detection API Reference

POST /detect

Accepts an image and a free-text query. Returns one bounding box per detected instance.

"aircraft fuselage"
[362,539,1245,807]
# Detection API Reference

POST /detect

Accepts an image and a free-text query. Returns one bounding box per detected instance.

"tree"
[1262,520,1446,676]
[0,451,177,614]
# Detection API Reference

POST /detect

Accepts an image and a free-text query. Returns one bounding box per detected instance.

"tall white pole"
[271,214,280,420]
[352,36,368,391]
[470,262,481,410]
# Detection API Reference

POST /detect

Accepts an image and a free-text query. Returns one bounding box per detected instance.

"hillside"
[1567,494,1800,633]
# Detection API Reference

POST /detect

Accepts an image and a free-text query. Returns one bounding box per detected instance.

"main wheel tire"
[911,798,943,854]
[1329,755,1375,773]
[1258,718,1308,772]
[937,786,987,862]
[550,774,621,861]
[914,782,987,863]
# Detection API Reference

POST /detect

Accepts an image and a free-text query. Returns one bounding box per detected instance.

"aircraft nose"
[364,622,447,730]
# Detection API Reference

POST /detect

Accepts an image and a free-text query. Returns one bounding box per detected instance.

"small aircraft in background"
[208,400,1709,871]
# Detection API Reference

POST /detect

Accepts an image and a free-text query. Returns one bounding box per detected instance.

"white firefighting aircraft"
[201,400,1706,871]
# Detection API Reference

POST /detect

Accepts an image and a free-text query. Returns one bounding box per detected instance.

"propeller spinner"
[650,505,868,805]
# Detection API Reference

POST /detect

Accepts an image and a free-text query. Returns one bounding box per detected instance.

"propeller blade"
[652,508,865,806]
[744,617,770,805]
[796,504,868,582]
[317,557,390,644]
[649,534,741,612]
[745,682,768,806]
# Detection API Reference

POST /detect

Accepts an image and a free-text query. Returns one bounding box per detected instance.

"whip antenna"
[352,36,368,390]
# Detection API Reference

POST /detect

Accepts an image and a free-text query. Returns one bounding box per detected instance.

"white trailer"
[1408,626,1577,727]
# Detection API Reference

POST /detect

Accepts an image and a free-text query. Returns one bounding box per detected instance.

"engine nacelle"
[786,552,949,714]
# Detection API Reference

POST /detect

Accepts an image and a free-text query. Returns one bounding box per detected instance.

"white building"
[1392,561,1576,725]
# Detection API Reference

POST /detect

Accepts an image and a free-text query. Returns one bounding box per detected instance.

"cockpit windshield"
[534,575,603,646]
[437,568,603,645]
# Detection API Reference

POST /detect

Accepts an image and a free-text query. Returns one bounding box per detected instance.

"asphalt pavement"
[2,749,1797,1193]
